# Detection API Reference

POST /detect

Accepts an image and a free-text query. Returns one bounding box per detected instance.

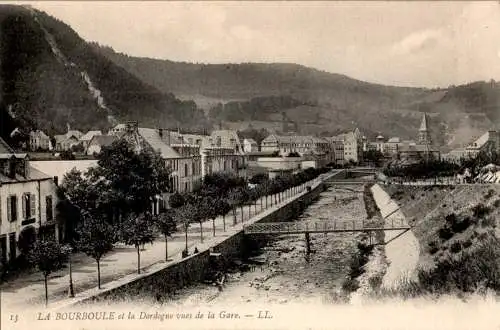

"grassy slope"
[383,184,500,295]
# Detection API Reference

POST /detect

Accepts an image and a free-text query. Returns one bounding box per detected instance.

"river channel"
[158,183,368,306]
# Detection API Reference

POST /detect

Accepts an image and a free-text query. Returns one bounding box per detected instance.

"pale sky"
[18,1,500,87]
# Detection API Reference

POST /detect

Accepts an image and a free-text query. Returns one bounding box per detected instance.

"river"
[158,183,368,306]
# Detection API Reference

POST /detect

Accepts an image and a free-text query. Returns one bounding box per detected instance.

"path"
[1,172,336,310]
[370,184,420,289]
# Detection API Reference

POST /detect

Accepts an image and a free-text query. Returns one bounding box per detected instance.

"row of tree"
[21,139,329,305]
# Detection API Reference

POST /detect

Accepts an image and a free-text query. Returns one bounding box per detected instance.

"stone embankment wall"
[76,172,337,304]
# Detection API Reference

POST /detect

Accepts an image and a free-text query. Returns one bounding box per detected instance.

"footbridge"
[243,219,410,253]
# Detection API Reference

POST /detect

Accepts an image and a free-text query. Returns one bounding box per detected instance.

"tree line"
[15,139,329,305]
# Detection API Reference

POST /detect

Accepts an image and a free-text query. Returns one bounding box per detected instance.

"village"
[2,110,500,271]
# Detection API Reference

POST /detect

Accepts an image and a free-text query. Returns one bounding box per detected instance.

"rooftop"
[138,128,181,159]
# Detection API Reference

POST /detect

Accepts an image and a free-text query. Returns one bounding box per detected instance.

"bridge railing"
[244,218,409,234]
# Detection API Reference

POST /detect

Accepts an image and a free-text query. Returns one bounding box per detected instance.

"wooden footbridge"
[243,219,411,253]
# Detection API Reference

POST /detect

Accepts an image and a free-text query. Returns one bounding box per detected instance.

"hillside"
[99,47,500,147]
[0,5,207,142]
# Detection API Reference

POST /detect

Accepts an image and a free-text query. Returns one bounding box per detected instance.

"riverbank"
[378,183,500,299]
[92,183,366,306]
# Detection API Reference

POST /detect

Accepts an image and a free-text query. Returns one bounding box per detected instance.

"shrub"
[480,216,496,228]
[493,199,500,208]
[462,239,473,249]
[438,226,454,240]
[472,203,491,218]
[445,213,457,225]
[341,277,359,293]
[427,240,439,255]
[451,216,471,233]
[450,242,462,253]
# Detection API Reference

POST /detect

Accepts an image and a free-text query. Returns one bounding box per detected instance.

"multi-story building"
[260,134,329,156]
[121,123,246,196]
[29,130,51,151]
[0,138,60,266]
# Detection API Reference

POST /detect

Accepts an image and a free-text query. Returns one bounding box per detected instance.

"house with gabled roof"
[79,130,103,148]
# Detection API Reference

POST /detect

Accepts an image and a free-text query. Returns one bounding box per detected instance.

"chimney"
[53,176,59,186]
[158,128,163,139]
[8,156,16,179]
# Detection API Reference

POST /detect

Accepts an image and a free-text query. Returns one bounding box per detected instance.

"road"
[0,180,323,310]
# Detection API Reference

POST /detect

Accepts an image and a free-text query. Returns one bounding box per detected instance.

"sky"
[19,1,500,88]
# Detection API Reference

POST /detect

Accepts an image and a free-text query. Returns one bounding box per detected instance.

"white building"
[0,139,60,266]
[29,130,51,151]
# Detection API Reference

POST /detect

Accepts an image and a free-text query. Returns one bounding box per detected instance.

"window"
[46,196,53,221]
[7,196,17,222]
[184,163,189,177]
[22,193,35,219]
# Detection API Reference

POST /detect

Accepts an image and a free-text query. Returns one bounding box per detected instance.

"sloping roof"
[67,130,83,139]
[467,131,490,149]
[80,130,103,141]
[88,135,117,147]
[387,137,401,143]
[0,165,52,183]
[0,137,13,153]
[30,160,98,183]
[138,128,181,159]
[419,113,428,132]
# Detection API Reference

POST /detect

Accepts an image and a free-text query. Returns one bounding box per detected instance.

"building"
[243,138,258,153]
[382,113,440,162]
[108,123,127,136]
[79,130,103,149]
[444,130,500,161]
[54,129,83,151]
[86,135,117,155]
[260,134,329,156]
[0,139,60,266]
[210,130,244,154]
[29,130,51,151]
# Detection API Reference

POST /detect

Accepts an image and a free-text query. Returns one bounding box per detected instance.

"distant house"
[86,135,117,155]
[108,124,127,136]
[210,130,245,154]
[243,138,258,153]
[79,130,102,149]
[54,130,83,151]
[29,130,51,151]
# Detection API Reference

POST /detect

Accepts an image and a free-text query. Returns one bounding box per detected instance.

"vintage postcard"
[1,1,500,329]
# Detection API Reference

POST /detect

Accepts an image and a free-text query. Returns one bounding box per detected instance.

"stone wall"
[74,177,327,305]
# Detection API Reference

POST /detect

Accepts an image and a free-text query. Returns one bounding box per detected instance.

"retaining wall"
[74,175,329,305]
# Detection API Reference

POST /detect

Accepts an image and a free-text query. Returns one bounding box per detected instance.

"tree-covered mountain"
[98,46,500,148]
[0,5,207,142]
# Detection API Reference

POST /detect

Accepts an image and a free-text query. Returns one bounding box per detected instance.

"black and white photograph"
[1,1,500,329]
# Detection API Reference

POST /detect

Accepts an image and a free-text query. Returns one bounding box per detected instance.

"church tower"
[418,113,431,145]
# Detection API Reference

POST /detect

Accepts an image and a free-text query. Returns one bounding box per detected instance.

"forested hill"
[99,46,500,147]
[0,5,207,143]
